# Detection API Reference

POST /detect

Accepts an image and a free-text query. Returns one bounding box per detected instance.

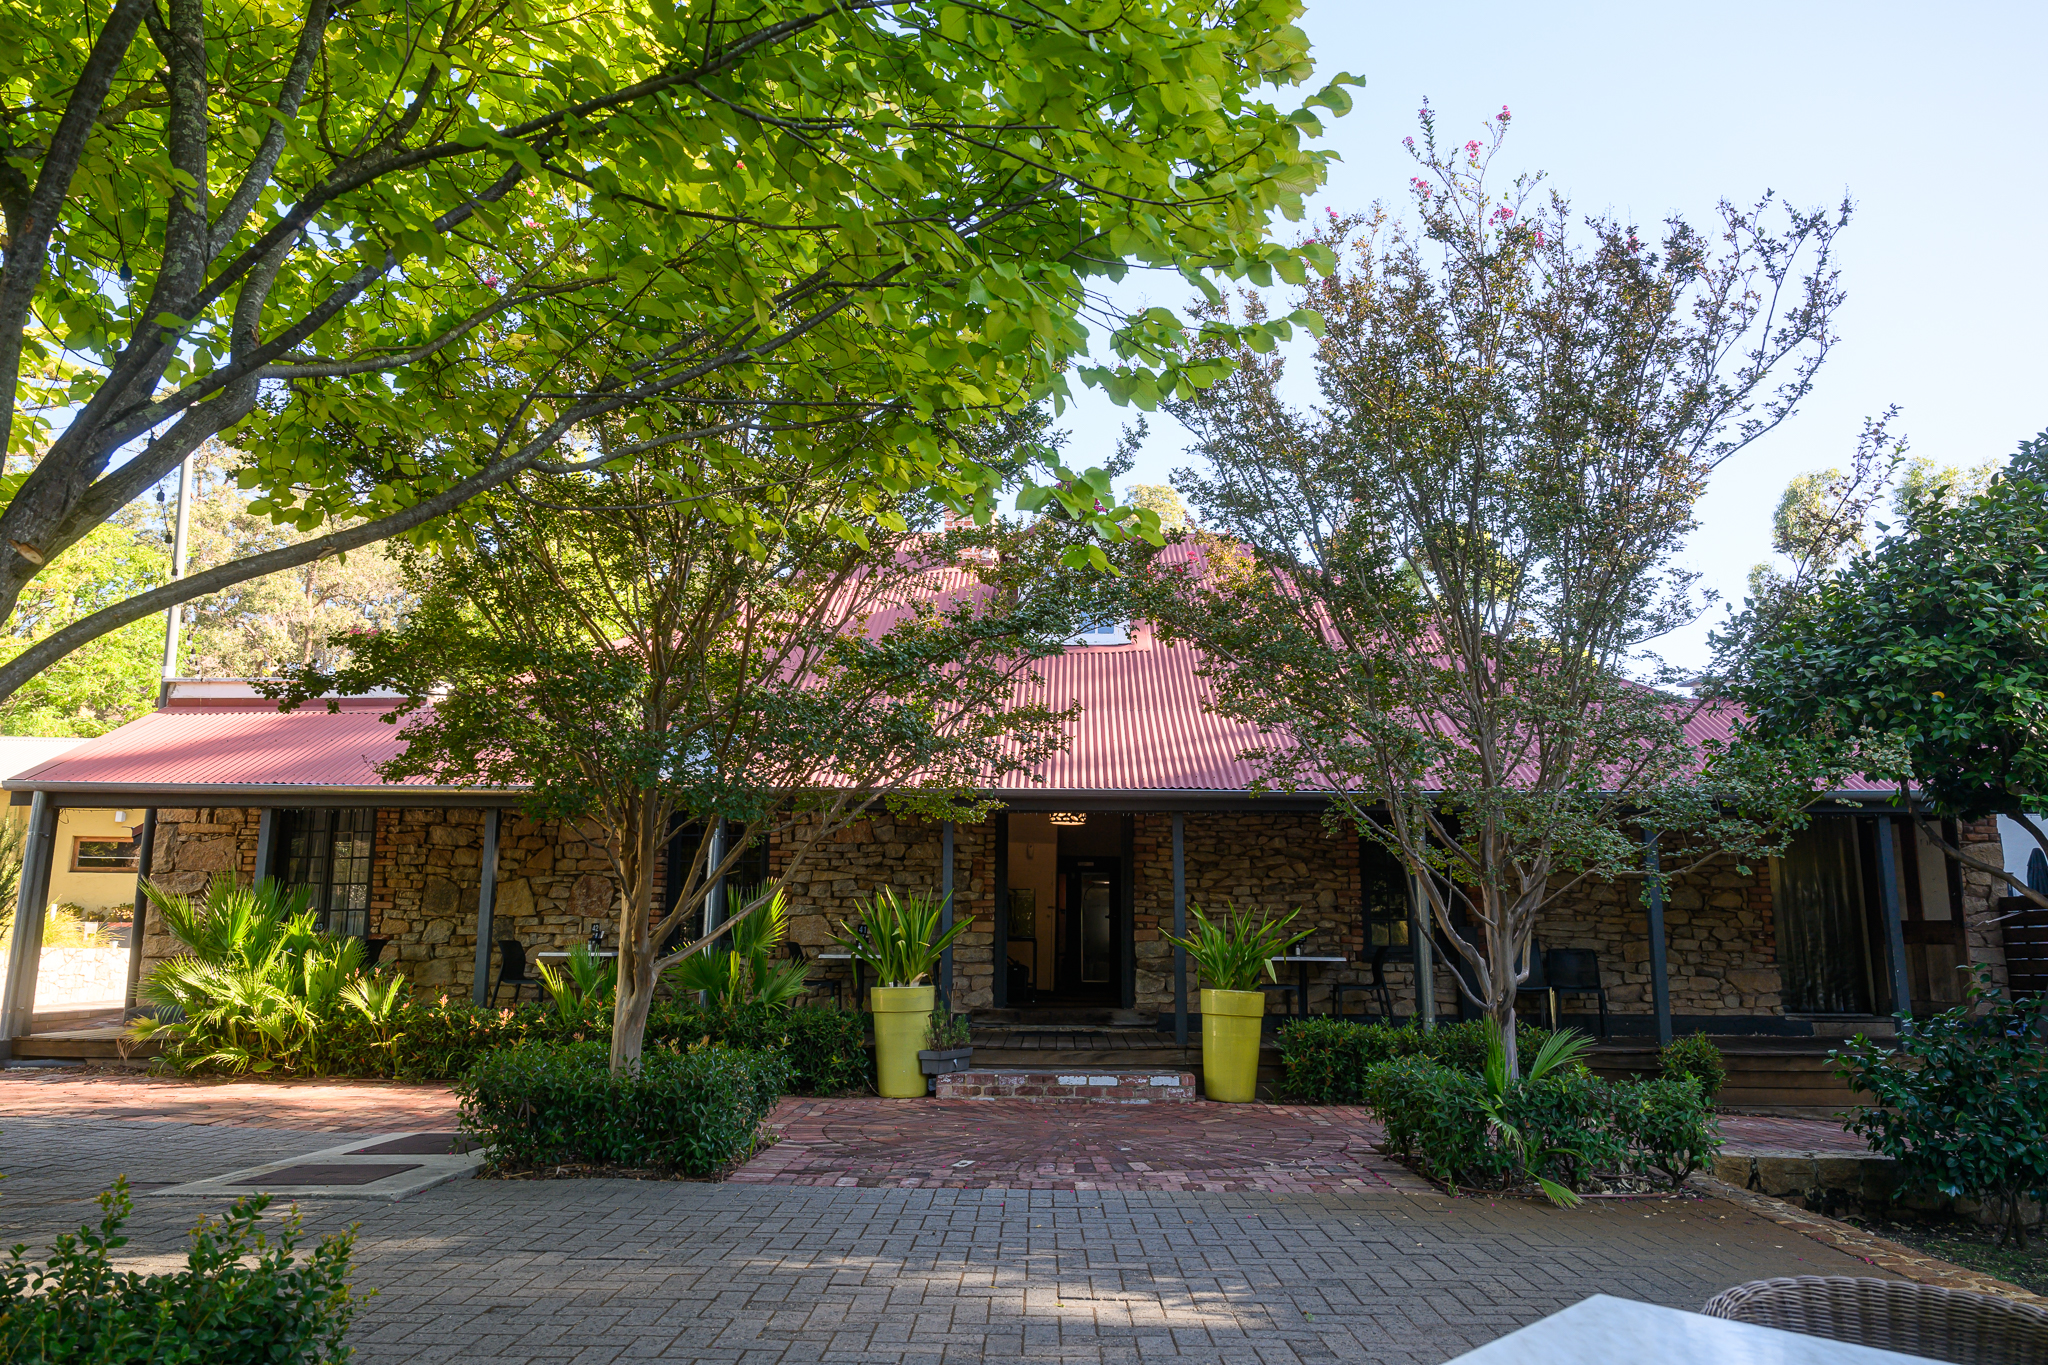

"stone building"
[0,632,2013,1049]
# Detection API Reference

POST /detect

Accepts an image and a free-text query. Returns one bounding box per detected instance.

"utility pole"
[160,453,195,680]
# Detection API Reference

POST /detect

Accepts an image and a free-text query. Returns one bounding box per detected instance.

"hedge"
[456,1040,790,1175]
[1276,1018,1553,1103]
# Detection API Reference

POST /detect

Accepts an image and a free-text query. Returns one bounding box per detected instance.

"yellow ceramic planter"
[1200,988,1266,1102]
[870,984,937,1098]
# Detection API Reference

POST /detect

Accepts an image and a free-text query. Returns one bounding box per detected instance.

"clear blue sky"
[1057,0,2048,670]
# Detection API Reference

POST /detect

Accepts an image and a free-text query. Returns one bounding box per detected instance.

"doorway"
[1057,856,1120,1001]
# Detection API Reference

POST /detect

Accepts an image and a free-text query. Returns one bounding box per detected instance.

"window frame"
[273,808,377,938]
[68,834,140,874]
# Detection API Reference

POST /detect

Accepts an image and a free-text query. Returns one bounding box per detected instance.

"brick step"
[936,1068,1199,1103]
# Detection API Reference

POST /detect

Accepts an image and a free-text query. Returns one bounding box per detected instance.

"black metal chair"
[1543,947,1609,1037]
[1333,946,1400,1021]
[785,940,843,1008]
[492,939,544,1006]
[1513,941,1556,1031]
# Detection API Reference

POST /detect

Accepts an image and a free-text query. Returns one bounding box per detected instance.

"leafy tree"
[0,0,1345,702]
[0,518,164,735]
[276,447,1122,1071]
[1129,483,1191,532]
[1734,435,2048,906]
[1142,107,1850,1072]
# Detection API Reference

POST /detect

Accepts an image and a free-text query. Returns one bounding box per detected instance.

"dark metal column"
[939,819,954,1011]
[1411,871,1436,1031]
[1172,812,1187,1046]
[1874,817,1913,1018]
[471,808,503,1005]
[1643,830,1673,1046]
[0,792,61,1057]
[124,808,158,1011]
[252,808,278,887]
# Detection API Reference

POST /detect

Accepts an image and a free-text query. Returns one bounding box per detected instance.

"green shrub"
[650,1002,873,1095]
[1660,1033,1727,1099]
[0,1180,358,1363]
[326,998,579,1081]
[1277,1017,1554,1102]
[1361,1033,1719,1199]
[1613,1075,1723,1187]
[1836,966,2048,1248]
[456,1040,789,1175]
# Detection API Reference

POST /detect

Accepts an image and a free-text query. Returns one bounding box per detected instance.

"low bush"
[456,1040,789,1175]
[325,998,579,1080]
[0,1180,359,1363]
[1612,1075,1723,1187]
[1277,1018,1553,1103]
[1836,966,2048,1248]
[1359,1032,1721,1199]
[648,1001,873,1096]
[1660,1033,1727,1099]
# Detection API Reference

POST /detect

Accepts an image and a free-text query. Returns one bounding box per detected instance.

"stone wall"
[131,806,2016,1021]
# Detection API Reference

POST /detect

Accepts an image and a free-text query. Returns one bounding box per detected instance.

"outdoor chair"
[1513,942,1556,1031]
[1703,1276,2048,1365]
[361,936,390,969]
[492,939,544,1006]
[785,939,843,1008]
[1543,947,1608,1037]
[1332,945,1400,1021]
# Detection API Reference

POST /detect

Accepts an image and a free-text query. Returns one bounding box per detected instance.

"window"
[70,835,139,873]
[275,808,376,937]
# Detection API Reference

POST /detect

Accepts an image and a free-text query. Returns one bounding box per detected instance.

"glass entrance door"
[1056,857,1119,999]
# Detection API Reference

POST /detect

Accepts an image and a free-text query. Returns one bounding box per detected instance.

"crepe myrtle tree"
[272,449,1126,1072]
[1732,433,2048,909]
[0,0,1348,701]
[1140,106,1852,1073]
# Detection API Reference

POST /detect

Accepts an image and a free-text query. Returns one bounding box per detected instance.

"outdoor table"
[1441,1294,1947,1365]
[535,950,618,962]
[1267,955,1347,1017]
[817,951,864,1001]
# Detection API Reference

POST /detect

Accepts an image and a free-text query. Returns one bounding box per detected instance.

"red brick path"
[732,1097,1430,1192]
[1717,1113,1867,1152]
[0,1070,459,1132]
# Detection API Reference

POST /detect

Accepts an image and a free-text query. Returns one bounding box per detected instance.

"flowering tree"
[1144,107,1851,1071]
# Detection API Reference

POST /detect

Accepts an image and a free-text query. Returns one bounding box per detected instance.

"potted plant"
[835,888,973,1097]
[919,1010,974,1080]
[1164,902,1309,1102]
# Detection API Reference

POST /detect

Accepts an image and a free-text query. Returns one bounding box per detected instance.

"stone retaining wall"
[4,945,129,1009]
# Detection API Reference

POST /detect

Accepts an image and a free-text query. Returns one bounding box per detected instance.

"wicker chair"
[1703,1275,2048,1365]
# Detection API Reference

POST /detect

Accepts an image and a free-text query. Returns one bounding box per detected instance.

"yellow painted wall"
[48,807,144,918]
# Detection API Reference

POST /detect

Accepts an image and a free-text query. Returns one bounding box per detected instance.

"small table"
[1441,1294,1946,1365]
[536,950,618,961]
[816,951,864,1002]
[1268,955,1347,1018]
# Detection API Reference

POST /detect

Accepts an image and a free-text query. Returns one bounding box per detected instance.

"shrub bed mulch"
[1842,1213,2048,1298]
[1697,1175,2047,1304]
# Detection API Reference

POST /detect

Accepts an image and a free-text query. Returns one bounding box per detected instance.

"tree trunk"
[607,793,662,1074]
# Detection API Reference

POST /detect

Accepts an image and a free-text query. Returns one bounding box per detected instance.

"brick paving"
[0,1109,1900,1365]
[0,1068,460,1132]
[737,1098,1442,1193]
[1716,1113,1867,1152]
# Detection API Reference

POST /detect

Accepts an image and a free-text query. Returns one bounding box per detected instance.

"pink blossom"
[1498,104,1512,121]
[1465,139,1481,156]
[1402,136,1415,149]
[1410,177,1432,197]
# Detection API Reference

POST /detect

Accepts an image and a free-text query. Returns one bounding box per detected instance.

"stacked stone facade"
[134,805,2011,1026]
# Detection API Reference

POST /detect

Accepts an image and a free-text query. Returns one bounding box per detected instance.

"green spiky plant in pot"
[834,888,971,1097]
[1163,903,1309,1102]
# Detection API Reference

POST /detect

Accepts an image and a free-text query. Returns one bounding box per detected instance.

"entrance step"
[936,1068,1198,1103]
[7,1028,157,1061]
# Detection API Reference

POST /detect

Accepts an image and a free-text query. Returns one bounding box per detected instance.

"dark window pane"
[272,809,376,937]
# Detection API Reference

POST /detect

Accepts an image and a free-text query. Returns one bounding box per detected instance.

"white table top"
[817,952,854,961]
[1269,955,1347,963]
[1441,1295,1947,1365]
[537,949,617,959]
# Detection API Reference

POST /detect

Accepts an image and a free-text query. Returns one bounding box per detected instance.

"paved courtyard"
[0,1071,1901,1364]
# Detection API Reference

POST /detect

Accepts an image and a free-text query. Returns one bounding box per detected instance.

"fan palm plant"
[669,886,811,1010]
[131,874,370,1074]
[536,941,618,1030]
